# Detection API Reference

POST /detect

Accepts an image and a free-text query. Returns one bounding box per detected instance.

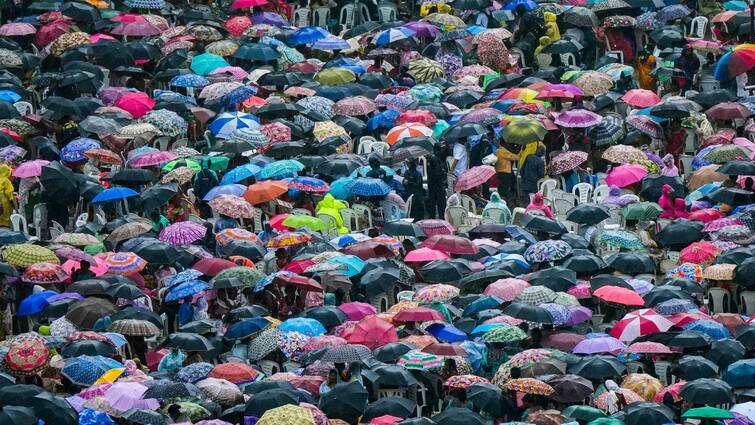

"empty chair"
[444,205,469,228]
[49,220,65,240]
[258,360,281,376]
[318,214,337,238]
[352,204,373,228]
[339,3,355,29]
[293,7,311,27]
[357,136,377,154]
[10,213,28,233]
[340,208,357,231]
[688,16,708,39]
[741,291,755,315]
[291,208,312,216]
[371,141,389,156]
[572,183,593,204]
[312,7,330,27]
[708,287,731,314]
[13,101,33,116]
[377,2,398,22]
[593,184,611,202]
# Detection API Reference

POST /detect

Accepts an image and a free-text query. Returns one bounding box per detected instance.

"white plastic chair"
[352,204,373,228]
[511,207,527,226]
[49,220,65,240]
[253,208,264,233]
[357,136,376,154]
[358,2,371,22]
[708,287,731,314]
[688,16,707,39]
[10,213,27,233]
[459,194,477,215]
[404,194,413,218]
[258,360,281,376]
[572,183,593,204]
[741,291,755,315]
[13,101,33,116]
[312,7,330,28]
[317,214,337,238]
[340,207,357,231]
[554,198,575,218]
[527,208,546,217]
[561,53,577,67]
[292,7,311,27]
[371,141,389,156]
[603,36,625,64]
[152,136,170,151]
[291,208,312,216]
[339,3,355,29]
[444,206,469,228]
[377,388,404,398]
[593,184,611,203]
[378,3,398,22]
[538,178,559,200]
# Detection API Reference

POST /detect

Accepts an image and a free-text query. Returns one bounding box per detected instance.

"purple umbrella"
[540,303,570,325]
[252,12,289,26]
[403,21,441,38]
[565,306,593,326]
[103,382,159,411]
[644,150,663,167]
[55,246,96,264]
[554,109,602,128]
[42,293,84,307]
[572,336,627,354]
[202,183,247,201]
[627,278,655,295]
[98,87,130,105]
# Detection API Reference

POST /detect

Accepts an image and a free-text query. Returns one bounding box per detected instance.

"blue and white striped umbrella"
[373,27,415,46]
[221,163,262,185]
[169,74,209,88]
[203,184,247,201]
[208,112,259,139]
[346,177,392,197]
[257,159,304,179]
[312,35,351,50]
[483,253,529,269]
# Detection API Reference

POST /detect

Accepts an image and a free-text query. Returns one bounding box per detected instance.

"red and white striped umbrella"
[610,308,673,342]
[384,123,433,145]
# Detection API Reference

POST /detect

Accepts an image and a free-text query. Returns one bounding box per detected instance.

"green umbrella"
[588,418,625,425]
[563,405,606,422]
[190,53,230,76]
[162,159,201,172]
[191,155,229,171]
[481,325,528,343]
[682,407,734,419]
[621,201,663,221]
[282,214,326,232]
[500,118,547,145]
[314,68,356,85]
[214,266,265,288]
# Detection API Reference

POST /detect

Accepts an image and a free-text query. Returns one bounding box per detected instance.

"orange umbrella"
[243,180,289,205]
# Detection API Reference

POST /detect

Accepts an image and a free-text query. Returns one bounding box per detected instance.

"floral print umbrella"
[22,262,67,284]
[208,195,255,219]
[444,374,489,389]
[596,230,644,250]
[524,240,573,263]
[505,378,555,395]
[414,284,460,303]
[550,151,589,175]
[4,339,50,377]
[602,145,649,163]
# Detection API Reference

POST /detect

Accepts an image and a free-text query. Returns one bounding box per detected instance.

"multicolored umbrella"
[103,252,147,275]
[398,350,442,370]
[159,221,207,246]
[523,240,573,263]
[4,339,49,377]
[3,244,59,267]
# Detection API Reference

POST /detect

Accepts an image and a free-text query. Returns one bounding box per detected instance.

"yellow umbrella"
[313,121,348,143]
[94,368,125,385]
[257,405,316,425]
[621,373,663,401]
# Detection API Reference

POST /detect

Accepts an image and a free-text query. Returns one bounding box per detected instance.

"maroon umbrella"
[421,234,479,254]
[193,258,236,276]
[393,307,445,322]
[111,21,162,37]
[343,241,395,260]
[542,332,586,351]
[422,343,467,357]
[706,102,751,120]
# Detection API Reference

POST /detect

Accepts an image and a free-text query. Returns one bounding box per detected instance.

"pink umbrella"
[454,165,496,192]
[114,92,155,119]
[545,83,584,96]
[209,66,249,80]
[232,0,268,8]
[159,221,207,246]
[416,220,455,236]
[90,33,116,43]
[129,151,177,168]
[0,23,36,36]
[62,257,108,277]
[103,382,158,412]
[573,336,626,354]
[621,89,661,108]
[12,160,50,178]
[484,278,530,302]
[554,109,602,128]
[339,302,377,321]
[605,163,648,187]
[303,335,347,351]
[625,341,673,354]
[35,21,70,46]
[111,21,162,37]
[347,316,398,349]
[404,247,450,262]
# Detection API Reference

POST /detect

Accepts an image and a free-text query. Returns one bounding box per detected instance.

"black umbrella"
[548,374,594,403]
[715,247,754,265]
[371,364,418,387]
[103,168,155,185]
[244,388,300,416]
[220,241,266,261]
[679,378,734,404]
[717,160,755,176]
[143,382,199,400]
[606,252,656,274]
[214,140,256,155]
[562,251,606,273]
[382,220,426,237]
[362,396,416,422]
[333,115,367,136]
[125,41,161,61]
[655,219,703,248]
[373,342,416,362]
[566,203,610,225]
[61,1,100,23]
[121,409,169,425]
[304,306,348,327]
[668,331,712,348]
[243,380,296,395]
[568,355,626,379]
[0,406,35,425]
[132,239,182,264]
[105,283,145,300]
[408,100,451,119]
[561,233,591,249]
[650,101,693,119]
[60,340,116,358]
[640,174,686,202]
[40,161,80,205]
[521,214,568,234]
[360,266,400,296]
[42,296,79,319]
[502,303,554,324]
[441,122,488,142]
[468,223,509,241]
[398,418,438,425]
[432,407,485,425]
[662,277,703,294]
[706,339,746,367]
[443,90,483,108]
[266,141,309,158]
[233,43,280,61]
[110,306,163,328]
[624,402,675,425]
[692,89,738,108]
[139,182,179,212]
[343,21,383,38]
[467,382,503,416]
[420,259,474,283]
[643,285,695,307]
[528,267,576,292]
[65,297,117,329]
[319,381,369,424]
[485,74,526,91]
[589,274,632,290]
[736,323,755,348]
[650,28,685,48]
[709,187,755,206]
[459,268,514,291]
[677,355,719,380]
[359,72,393,89]
[0,384,45,406]
[32,392,78,425]
[543,38,583,54]
[163,332,214,351]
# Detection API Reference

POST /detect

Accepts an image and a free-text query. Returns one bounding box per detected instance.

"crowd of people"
[2,0,755,424]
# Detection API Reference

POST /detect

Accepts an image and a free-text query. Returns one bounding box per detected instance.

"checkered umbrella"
[321,344,373,363]
[515,286,558,305]
[3,244,59,267]
[107,319,160,337]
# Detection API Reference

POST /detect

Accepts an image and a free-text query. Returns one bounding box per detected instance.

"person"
[193,158,219,218]
[483,190,512,224]
[70,260,96,282]
[365,155,388,182]
[177,296,194,327]
[450,140,469,177]
[637,49,657,91]
[158,347,186,372]
[319,369,338,396]
[150,209,169,234]
[426,143,449,219]
[275,248,291,270]
[526,192,554,218]
[495,141,520,205]
[659,184,689,219]
[404,158,426,219]
[440,358,459,380]
[258,222,278,245]
[661,153,680,177]
[0,164,13,228]
[519,145,545,206]
[603,380,627,414]
[674,45,700,93]
[544,12,560,43]
[214,213,240,233]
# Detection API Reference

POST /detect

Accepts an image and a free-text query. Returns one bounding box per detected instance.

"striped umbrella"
[159,221,207,246]
[397,350,442,370]
[417,219,455,236]
[103,252,147,275]
[312,35,350,50]
[385,123,434,145]
[268,232,313,248]
[208,112,260,139]
[215,228,260,247]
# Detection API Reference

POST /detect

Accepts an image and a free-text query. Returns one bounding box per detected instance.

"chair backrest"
[572,183,593,204]
[561,53,577,67]
[444,206,468,227]
[371,141,389,156]
[483,207,509,225]
[258,360,280,376]
[593,184,611,203]
[510,47,526,68]
[152,136,170,151]
[527,208,546,217]
[317,214,337,238]
[339,207,357,231]
[10,213,26,233]
[553,198,575,217]
[13,101,33,116]
[708,287,731,314]
[623,194,640,203]
[357,136,376,154]
[282,361,300,372]
[352,204,373,228]
[689,16,708,38]
[293,7,311,27]
[358,2,371,22]
[339,3,355,29]
[741,291,755,315]
[377,388,404,399]
[253,208,264,232]
[459,194,477,215]
[381,200,402,222]
[417,156,428,180]
[510,207,527,226]
[291,208,312,216]
[312,7,330,28]
[49,220,65,240]
[378,3,398,22]
[538,178,559,200]
[404,194,413,218]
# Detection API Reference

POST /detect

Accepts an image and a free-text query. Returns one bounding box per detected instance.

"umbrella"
[680,378,734,404]
[319,381,368,423]
[432,408,485,425]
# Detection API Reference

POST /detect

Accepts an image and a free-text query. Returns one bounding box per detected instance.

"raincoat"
[658,184,689,219]
[544,12,560,41]
[661,154,679,177]
[315,194,348,235]
[482,191,512,224]
[0,164,13,227]
[526,192,554,218]
[603,186,636,206]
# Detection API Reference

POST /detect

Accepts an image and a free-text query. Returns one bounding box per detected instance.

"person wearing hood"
[365,155,389,183]
[0,164,13,227]
[483,191,512,224]
[526,192,554,218]
[603,185,636,206]
[316,194,349,235]
[519,145,545,206]
[658,184,689,219]
[193,157,219,219]
[661,153,679,177]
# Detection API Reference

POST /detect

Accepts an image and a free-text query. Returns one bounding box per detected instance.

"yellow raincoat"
[0,165,13,227]
[544,12,560,41]
[315,194,348,235]
[518,141,546,169]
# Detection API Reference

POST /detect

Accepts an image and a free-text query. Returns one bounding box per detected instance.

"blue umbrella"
[470,323,508,337]
[682,320,733,340]
[91,187,139,204]
[169,74,209,88]
[504,226,537,244]
[166,280,209,302]
[367,110,400,129]
[175,362,214,383]
[331,234,364,248]
[502,0,537,10]
[723,359,755,387]
[655,299,697,315]
[258,159,304,179]
[79,408,116,425]
[224,86,258,107]
[337,64,366,75]
[61,355,124,386]
[221,163,262,185]
[61,138,101,162]
[288,26,330,45]
[483,253,530,269]
[167,269,204,288]
[252,12,289,26]
[278,317,326,336]
[329,177,355,200]
[17,290,58,316]
[209,112,260,139]
[0,90,21,103]
[101,332,127,348]
[426,323,467,342]
[323,255,365,277]
[312,36,351,50]
[346,177,392,196]
[0,229,29,245]
[203,184,247,201]
[463,296,503,317]
[226,317,271,339]
[373,27,415,46]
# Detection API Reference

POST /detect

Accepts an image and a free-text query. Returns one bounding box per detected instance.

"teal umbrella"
[190,53,230,76]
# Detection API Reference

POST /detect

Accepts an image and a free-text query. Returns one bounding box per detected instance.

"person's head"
[663,153,674,166]
[444,358,457,371]
[80,260,90,271]
[662,184,675,200]
[515,4,528,16]
[531,192,545,206]
[327,369,338,384]
[275,248,288,260]
[608,185,621,196]
[543,11,556,23]
[150,210,160,222]
[407,158,418,171]
[682,45,693,57]
[368,155,381,169]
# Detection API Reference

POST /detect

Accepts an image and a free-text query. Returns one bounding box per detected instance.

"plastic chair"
[13,101,33,116]
[340,208,357,231]
[688,16,707,39]
[10,213,27,233]
[708,287,731,314]
[572,183,593,204]
[49,220,65,240]
[352,204,373,228]
[291,208,312,216]
[560,53,577,67]
[377,388,404,398]
[603,36,625,64]
[511,207,527,226]
[317,214,337,238]
[404,194,413,218]
[378,2,398,22]
[312,7,330,28]
[293,7,311,27]
[593,184,611,203]
[259,360,280,376]
[357,136,376,154]
[371,141,389,156]
[459,194,477,215]
[444,206,469,228]
[741,291,755,315]
[152,136,170,151]
[538,178,559,200]
[339,3,355,29]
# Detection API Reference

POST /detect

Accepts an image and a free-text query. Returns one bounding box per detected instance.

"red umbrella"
[688,208,725,223]
[396,110,437,126]
[654,380,686,402]
[593,285,644,306]
[713,313,745,332]
[111,21,162,37]
[193,258,235,276]
[668,312,713,327]
[625,341,673,354]
[274,274,322,292]
[343,241,395,260]
[404,248,450,262]
[621,89,661,108]
[679,241,719,265]
[454,165,496,192]
[706,102,751,120]
[4,340,49,377]
[421,234,478,254]
[393,307,445,322]
[416,219,455,236]
[422,343,467,357]
[347,316,398,349]
[35,20,71,46]
[282,260,315,274]
[209,363,260,384]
